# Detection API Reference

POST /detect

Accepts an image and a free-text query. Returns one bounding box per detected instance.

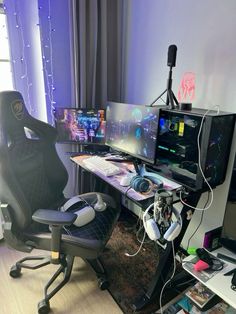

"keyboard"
[83,156,121,177]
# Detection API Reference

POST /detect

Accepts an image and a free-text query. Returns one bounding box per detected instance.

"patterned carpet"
[100,209,162,314]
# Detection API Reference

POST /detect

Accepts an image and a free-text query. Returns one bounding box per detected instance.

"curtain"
[73,0,128,108]
[71,0,129,194]
[4,0,47,121]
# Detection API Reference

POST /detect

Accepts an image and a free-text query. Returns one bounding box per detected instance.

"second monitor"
[105,102,160,164]
[53,108,106,144]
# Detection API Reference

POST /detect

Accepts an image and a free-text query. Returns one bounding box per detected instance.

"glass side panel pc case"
[105,102,160,164]
[155,108,235,191]
[53,108,106,145]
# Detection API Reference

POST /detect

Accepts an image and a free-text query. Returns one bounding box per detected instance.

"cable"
[180,105,220,211]
[135,210,151,243]
[125,203,153,257]
[159,241,177,314]
[186,191,210,250]
[174,277,196,288]
[125,227,147,257]
[63,226,72,236]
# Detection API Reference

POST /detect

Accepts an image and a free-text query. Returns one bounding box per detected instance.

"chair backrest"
[0,91,68,230]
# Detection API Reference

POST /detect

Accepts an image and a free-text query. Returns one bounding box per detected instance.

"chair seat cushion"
[24,193,120,259]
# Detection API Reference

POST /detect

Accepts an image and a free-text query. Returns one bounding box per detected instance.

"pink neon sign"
[178,72,195,102]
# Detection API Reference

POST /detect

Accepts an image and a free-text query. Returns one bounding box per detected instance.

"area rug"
[100,209,162,314]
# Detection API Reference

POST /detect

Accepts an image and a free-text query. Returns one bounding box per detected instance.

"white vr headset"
[143,203,182,242]
[60,194,107,227]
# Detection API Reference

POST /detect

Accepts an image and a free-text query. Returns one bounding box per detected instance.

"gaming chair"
[0,91,120,314]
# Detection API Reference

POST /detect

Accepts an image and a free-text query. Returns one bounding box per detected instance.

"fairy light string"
[38,0,56,125]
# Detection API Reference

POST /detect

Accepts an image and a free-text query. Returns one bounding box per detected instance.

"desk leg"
[132,243,173,311]
[132,192,201,311]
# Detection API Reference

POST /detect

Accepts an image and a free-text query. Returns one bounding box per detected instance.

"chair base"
[9,254,109,313]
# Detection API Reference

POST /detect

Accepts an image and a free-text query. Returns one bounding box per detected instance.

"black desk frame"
[132,191,201,311]
[72,156,202,311]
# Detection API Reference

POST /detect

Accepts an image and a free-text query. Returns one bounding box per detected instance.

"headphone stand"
[132,190,202,311]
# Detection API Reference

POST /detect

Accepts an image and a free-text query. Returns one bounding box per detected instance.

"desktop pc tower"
[154,108,235,191]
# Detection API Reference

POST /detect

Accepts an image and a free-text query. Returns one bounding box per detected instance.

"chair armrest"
[32,209,77,264]
[32,209,76,226]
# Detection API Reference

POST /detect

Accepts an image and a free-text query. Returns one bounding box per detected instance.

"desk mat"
[72,155,180,202]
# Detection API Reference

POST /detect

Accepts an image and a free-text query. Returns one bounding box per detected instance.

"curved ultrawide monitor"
[53,108,106,144]
[105,102,159,164]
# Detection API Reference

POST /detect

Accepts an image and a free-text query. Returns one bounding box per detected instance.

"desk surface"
[183,247,236,309]
[71,155,181,204]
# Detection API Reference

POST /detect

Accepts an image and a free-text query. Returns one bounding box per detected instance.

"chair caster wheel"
[38,300,50,314]
[98,277,109,290]
[9,265,21,278]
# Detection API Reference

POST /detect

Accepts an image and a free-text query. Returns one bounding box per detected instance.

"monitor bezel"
[53,107,106,145]
[105,101,160,165]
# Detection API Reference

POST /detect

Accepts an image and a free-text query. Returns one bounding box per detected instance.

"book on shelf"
[185,282,216,309]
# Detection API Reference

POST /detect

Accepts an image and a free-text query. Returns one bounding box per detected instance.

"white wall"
[123,0,236,249]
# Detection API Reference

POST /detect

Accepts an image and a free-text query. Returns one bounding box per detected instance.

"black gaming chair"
[0,91,120,314]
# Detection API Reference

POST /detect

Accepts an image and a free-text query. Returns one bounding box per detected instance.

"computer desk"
[71,154,181,203]
[71,154,203,311]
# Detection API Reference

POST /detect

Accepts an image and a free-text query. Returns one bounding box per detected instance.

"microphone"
[167,45,177,67]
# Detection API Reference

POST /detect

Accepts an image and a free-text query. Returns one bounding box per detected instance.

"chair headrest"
[0,90,30,132]
[0,90,57,146]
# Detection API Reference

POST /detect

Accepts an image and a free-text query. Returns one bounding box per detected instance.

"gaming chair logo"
[11,100,24,120]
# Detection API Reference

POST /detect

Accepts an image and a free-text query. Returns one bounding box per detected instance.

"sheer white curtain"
[4,0,47,121]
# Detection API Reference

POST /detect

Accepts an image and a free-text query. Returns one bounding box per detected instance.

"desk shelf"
[182,247,236,310]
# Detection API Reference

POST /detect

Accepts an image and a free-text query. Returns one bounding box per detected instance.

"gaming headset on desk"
[129,175,154,194]
[143,189,182,242]
[129,174,163,194]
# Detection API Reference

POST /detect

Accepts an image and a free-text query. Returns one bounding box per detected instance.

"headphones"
[143,190,182,242]
[130,175,154,194]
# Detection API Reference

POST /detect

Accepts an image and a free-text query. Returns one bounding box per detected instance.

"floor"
[0,241,123,314]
